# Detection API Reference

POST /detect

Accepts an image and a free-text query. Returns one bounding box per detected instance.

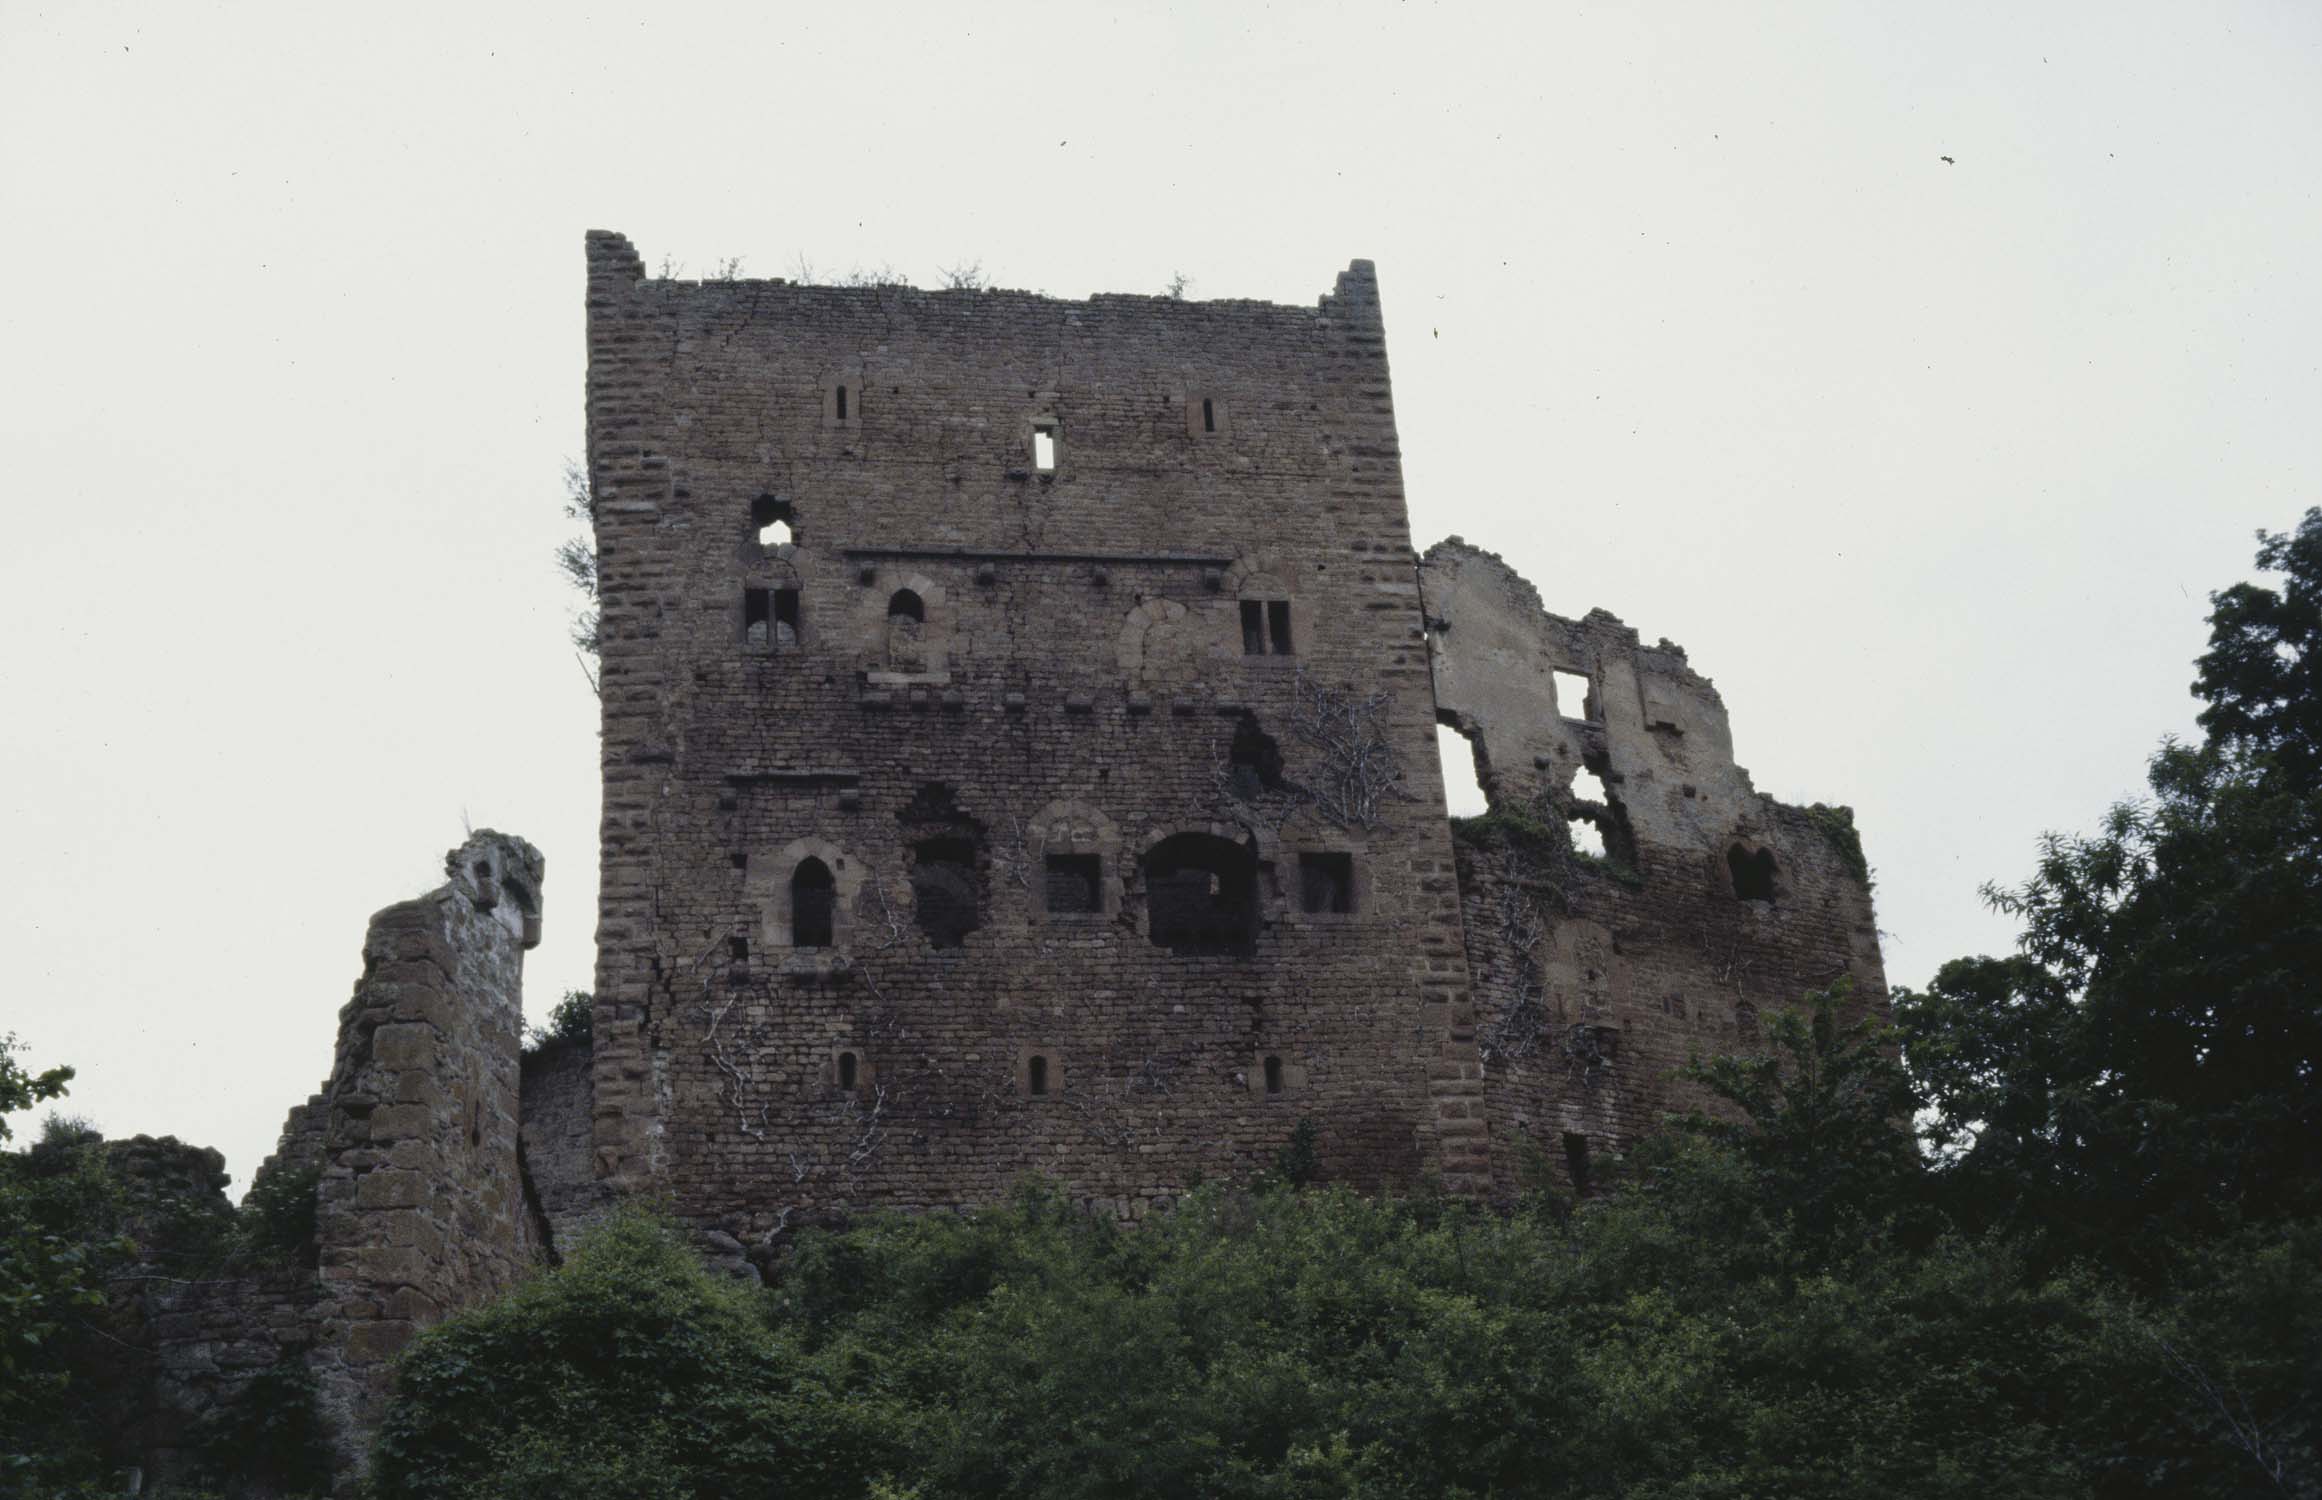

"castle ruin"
[93,232,1884,1489]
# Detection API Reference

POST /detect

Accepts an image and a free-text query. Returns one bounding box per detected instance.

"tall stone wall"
[301,830,546,1478]
[584,228,1487,1248]
[1420,540,1887,1192]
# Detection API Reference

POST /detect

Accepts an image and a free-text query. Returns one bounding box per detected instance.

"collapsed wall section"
[1421,540,1885,1196]
[583,229,1488,1242]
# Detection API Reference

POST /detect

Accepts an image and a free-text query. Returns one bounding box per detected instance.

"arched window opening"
[1144,832,1261,957]
[837,1051,859,1090]
[791,857,836,948]
[885,588,928,670]
[1263,1055,1284,1094]
[1028,1054,1050,1095]
[751,495,795,549]
[911,836,980,948]
[1728,844,1778,902]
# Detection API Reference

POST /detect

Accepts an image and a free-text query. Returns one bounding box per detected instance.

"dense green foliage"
[0,1065,135,1496]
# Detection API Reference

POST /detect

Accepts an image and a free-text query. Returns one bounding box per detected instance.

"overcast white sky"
[4,1,2317,1188]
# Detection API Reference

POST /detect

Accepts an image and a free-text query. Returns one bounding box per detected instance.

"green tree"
[1899,511,2322,1268]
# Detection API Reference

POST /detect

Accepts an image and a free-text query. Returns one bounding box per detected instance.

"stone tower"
[582,230,1488,1238]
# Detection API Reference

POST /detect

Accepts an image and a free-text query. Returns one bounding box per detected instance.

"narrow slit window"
[1032,424,1057,472]
[1028,1055,1049,1095]
[837,1051,858,1090]
[835,384,849,422]
[1263,1055,1283,1094]
[744,587,771,646]
[1202,397,1216,433]
[1044,853,1102,914]
[1241,600,1267,655]
[1267,600,1293,656]
[774,587,801,644]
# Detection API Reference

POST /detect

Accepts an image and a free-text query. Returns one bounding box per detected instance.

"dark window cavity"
[728,936,748,961]
[1202,397,1216,433]
[1241,598,1293,655]
[835,384,849,422]
[1263,1055,1284,1094]
[747,587,799,647]
[1298,852,1354,914]
[1563,1131,1593,1194]
[887,588,925,624]
[791,858,836,948]
[1226,716,1285,801]
[1144,832,1261,957]
[837,1050,858,1090]
[1028,1054,1050,1095]
[1728,844,1778,901]
[1044,853,1102,914]
[910,836,979,948]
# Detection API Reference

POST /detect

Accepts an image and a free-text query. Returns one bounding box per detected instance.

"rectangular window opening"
[1032,425,1057,472]
[1240,600,1267,656]
[1044,853,1102,914]
[1299,852,1355,915]
[1267,600,1293,656]
[835,384,849,421]
[728,936,748,961]
[1552,669,1594,721]
[1028,1055,1050,1095]
[773,588,801,645]
[1202,397,1216,433]
[744,587,771,646]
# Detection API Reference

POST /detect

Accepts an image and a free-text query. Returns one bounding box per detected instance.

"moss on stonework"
[1449,808,1566,863]
[1798,802,1873,889]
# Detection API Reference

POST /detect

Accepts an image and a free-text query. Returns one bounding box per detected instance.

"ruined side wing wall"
[1422,541,1885,1195]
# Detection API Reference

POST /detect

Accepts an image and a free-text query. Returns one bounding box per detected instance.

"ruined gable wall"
[584,229,1488,1244]
[1421,541,1886,1195]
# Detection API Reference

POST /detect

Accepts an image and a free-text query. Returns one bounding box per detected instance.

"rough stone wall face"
[1420,541,1888,1191]
[584,228,1487,1239]
[518,1039,598,1248]
[305,830,545,1476]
